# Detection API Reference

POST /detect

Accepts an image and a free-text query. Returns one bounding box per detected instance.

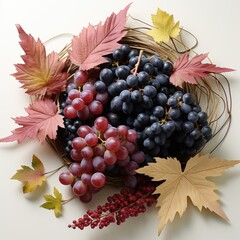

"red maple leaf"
[0,99,64,144]
[69,4,131,70]
[13,25,69,96]
[170,52,234,87]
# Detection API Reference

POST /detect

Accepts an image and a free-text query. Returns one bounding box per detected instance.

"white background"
[0,0,240,239]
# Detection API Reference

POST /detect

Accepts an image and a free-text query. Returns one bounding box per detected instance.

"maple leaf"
[148,8,180,43]
[0,99,64,144]
[13,24,68,96]
[69,4,130,70]
[11,155,46,193]
[40,187,63,217]
[170,52,234,87]
[136,154,240,235]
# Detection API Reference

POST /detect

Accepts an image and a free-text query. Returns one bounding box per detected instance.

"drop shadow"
[24,182,49,202]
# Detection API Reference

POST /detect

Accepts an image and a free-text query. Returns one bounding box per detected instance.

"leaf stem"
[44,164,66,176]
[62,195,77,205]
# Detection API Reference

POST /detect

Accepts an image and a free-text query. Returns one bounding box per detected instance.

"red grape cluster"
[59,116,145,202]
[63,69,108,120]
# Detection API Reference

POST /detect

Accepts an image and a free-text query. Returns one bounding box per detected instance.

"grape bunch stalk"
[58,44,212,202]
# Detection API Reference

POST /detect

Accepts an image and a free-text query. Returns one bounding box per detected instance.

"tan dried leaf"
[136,154,240,235]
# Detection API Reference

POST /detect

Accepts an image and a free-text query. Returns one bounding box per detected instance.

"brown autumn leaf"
[136,154,240,235]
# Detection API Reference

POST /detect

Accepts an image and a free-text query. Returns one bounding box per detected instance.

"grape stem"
[133,50,144,75]
[97,131,105,143]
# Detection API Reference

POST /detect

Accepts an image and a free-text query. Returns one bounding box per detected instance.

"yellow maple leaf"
[41,187,63,217]
[148,8,180,43]
[136,154,240,235]
[11,155,46,193]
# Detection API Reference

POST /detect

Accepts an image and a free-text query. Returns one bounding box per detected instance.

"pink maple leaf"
[69,4,131,70]
[13,25,69,96]
[170,52,234,87]
[0,99,64,144]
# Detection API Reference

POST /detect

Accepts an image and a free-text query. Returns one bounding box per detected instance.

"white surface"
[0,0,240,239]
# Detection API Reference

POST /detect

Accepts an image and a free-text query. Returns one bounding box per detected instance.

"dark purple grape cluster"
[93,45,212,162]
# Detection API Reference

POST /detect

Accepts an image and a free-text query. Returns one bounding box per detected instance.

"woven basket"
[47,27,232,184]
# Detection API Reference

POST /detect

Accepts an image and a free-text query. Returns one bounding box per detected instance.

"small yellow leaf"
[54,186,62,200]
[148,8,180,43]
[137,154,240,236]
[40,187,63,217]
[11,155,46,193]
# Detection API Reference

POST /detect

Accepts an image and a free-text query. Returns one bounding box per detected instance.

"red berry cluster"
[68,184,156,230]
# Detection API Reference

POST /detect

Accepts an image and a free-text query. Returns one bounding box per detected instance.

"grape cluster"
[59,116,145,202]
[92,45,212,162]
[61,69,107,121]
[59,44,212,202]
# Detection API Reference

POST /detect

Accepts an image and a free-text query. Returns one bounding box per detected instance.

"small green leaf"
[54,204,62,217]
[43,195,56,202]
[40,187,63,217]
[54,186,62,199]
[41,202,56,209]
[11,155,46,193]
